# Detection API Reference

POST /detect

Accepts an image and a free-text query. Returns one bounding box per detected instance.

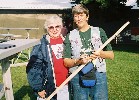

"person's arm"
[64,58,82,67]
[26,45,45,96]
[63,32,98,67]
[99,50,114,59]
[98,28,114,60]
[63,34,75,67]
[89,50,114,60]
[63,34,87,67]
[64,53,91,68]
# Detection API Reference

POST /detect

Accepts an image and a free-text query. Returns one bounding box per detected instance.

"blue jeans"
[69,71,108,100]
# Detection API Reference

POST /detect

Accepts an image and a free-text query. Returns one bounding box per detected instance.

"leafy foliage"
[79,0,129,8]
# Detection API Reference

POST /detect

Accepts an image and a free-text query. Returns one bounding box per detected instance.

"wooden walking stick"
[46,21,130,100]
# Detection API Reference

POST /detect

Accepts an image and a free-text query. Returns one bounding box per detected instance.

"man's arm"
[64,50,114,68]
[64,58,81,68]
[99,28,114,59]
[64,54,90,68]
[99,50,114,59]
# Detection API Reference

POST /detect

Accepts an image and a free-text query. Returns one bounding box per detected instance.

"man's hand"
[79,53,90,64]
[89,51,100,60]
[38,90,46,99]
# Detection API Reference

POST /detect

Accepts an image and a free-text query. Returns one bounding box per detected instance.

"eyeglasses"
[48,25,61,31]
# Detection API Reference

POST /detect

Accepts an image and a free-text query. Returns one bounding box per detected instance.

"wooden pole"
[46,21,130,100]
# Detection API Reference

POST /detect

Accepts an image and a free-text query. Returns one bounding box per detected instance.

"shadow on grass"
[112,43,139,53]
[14,85,36,100]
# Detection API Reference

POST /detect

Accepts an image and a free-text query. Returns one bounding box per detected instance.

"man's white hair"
[44,14,63,29]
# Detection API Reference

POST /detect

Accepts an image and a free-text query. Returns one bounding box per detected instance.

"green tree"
[78,0,129,8]
[137,0,139,6]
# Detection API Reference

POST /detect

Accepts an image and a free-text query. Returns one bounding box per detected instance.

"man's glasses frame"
[48,25,61,31]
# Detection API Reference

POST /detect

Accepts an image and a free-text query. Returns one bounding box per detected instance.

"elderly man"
[26,14,69,100]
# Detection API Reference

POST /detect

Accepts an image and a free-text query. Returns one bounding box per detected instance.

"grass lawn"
[0,44,138,100]
[107,44,139,100]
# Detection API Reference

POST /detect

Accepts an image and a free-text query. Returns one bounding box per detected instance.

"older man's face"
[47,23,62,39]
